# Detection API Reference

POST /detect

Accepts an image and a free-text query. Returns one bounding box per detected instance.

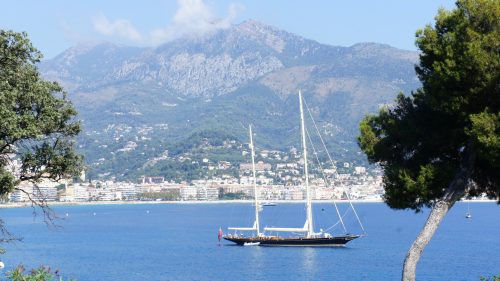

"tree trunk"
[401,197,460,281]
[402,146,475,281]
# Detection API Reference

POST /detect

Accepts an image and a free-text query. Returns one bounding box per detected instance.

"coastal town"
[5,144,385,204]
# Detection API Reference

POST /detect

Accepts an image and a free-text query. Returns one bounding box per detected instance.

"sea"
[0,202,498,281]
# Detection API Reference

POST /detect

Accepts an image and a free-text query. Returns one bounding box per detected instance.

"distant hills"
[40,19,420,181]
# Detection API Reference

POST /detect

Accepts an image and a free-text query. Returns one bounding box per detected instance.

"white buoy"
[93,212,96,216]
[0,261,5,269]
[146,210,150,214]
[65,213,69,217]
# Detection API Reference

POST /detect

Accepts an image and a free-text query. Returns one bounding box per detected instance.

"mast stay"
[302,97,366,234]
[228,125,261,236]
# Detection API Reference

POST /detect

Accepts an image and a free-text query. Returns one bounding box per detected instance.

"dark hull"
[223,235,360,247]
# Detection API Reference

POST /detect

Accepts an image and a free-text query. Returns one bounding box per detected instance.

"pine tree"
[358,1,499,280]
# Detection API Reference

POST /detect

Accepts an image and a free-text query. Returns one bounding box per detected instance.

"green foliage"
[0,30,83,191]
[112,130,246,182]
[219,191,247,200]
[480,276,500,281]
[78,79,370,181]
[167,130,237,156]
[467,111,500,167]
[357,0,499,211]
[136,190,180,201]
[5,265,75,281]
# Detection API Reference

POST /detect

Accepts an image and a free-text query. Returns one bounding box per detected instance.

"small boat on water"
[262,202,276,207]
[465,201,472,218]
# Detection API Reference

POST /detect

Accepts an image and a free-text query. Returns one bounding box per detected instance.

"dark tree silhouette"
[0,30,83,240]
[358,1,499,280]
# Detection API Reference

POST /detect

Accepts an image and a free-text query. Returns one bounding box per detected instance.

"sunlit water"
[1,202,498,280]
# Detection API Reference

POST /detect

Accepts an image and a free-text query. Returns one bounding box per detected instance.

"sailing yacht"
[223,91,362,246]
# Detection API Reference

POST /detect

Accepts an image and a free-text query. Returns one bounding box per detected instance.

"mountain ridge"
[39,19,420,180]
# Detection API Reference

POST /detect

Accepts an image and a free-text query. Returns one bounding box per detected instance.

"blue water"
[1,202,499,280]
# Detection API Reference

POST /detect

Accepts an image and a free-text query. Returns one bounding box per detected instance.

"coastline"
[0,198,496,209]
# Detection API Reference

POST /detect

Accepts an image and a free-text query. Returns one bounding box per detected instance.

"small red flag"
[218,227,223,241]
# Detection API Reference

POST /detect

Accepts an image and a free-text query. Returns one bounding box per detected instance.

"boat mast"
[249,125,261,236]
[226,125,262,235]
[299,91,314,237]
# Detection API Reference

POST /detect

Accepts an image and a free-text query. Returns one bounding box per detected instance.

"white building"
[354,166,367,174]
[9,188,31,202]
[74,184,90,201]
[116,184,137,200]
[283,188,304,200]
[9,185,57,202]
[180,187,197,200]
[196,187,219,200]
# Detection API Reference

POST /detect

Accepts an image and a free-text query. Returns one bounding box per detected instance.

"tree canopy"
[0,30,83,201]
[358,0,499,211]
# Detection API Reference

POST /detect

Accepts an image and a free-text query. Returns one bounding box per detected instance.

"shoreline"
[0,198,496,209]
[0,199,382,208]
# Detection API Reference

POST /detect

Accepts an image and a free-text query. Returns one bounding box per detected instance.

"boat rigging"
[223,91,364,246]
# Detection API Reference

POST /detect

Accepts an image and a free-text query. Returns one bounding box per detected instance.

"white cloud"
[92,13,143,43]
[150,0,244,44]
[91,1,243,45]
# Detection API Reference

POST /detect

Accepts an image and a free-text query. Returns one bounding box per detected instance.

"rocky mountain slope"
[40,19,420,180]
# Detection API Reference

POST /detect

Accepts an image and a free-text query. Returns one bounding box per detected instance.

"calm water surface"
[1,202,499,280]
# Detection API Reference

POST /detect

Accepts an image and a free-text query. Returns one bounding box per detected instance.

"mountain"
[40,19,420,181]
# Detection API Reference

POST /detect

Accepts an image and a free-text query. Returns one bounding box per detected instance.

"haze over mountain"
[40,19,420,180]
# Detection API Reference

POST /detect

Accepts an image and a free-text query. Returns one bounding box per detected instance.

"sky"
[1,0,457,60]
